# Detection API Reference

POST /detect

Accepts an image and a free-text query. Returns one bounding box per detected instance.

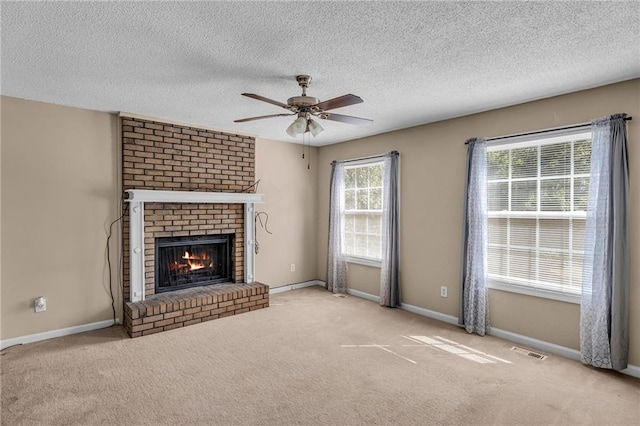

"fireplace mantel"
[125,189,264,303]
[125,189,263,204]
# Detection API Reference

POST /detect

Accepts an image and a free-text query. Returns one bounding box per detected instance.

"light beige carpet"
[1,286,639,425]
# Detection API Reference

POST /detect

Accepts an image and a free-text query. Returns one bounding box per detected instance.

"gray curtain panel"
[327,161,348,293]
[380,151,400,307]
[580,113,629,371]
[459,138,489,336]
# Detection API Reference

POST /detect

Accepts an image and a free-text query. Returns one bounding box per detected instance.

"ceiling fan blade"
[234,113,294,123]
[314,94,363,111]
[318,113,372,126]
[241,93,289,109]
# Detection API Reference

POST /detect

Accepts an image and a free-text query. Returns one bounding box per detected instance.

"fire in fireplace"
[155,234,233,293]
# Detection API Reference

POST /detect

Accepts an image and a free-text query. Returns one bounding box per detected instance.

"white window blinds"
[344,161,384,260]
[486,131,591,297]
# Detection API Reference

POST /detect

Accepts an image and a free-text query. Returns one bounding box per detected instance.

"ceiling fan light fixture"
[286,115,308,136]
[293,116,307,132]
[308,119,324,137]
[285,123,297,137]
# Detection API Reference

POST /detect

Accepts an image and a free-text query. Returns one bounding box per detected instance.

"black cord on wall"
[255,211,272,254]
[241,179,261,193]
[106,206,128,325]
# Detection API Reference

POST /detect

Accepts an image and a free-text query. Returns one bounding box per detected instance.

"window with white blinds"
[343,161,384,262]
[486,130,591,301]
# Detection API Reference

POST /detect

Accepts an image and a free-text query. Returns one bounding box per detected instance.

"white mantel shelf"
[125,189,264,204]
[124,189,264,303]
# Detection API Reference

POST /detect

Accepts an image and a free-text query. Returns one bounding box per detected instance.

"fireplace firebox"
[155,234,234,293]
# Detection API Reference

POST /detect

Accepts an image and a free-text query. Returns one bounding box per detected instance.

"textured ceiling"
[2,1,639,146]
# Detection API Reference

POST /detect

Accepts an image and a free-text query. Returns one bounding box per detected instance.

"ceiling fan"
[234,75,372,137]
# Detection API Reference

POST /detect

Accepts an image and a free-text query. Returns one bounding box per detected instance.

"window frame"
[342,157,385,267]
[486,129,592,304]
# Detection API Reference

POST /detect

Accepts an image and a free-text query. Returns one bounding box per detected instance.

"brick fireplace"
[121,116,268,337]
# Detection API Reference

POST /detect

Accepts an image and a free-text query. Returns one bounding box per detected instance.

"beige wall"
[316,79,640,364]
[254,138,318,287]
[348,264,381,297]
[1,97,120,340]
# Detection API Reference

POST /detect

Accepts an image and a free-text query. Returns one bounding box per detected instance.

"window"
[343,160,384,263]
[486,130,591,302]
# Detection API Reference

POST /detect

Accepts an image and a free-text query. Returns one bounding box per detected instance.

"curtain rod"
[330,150,399,165]
[464,116,633,145]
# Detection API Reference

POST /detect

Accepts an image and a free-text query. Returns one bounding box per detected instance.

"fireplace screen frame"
[154,234,234,293]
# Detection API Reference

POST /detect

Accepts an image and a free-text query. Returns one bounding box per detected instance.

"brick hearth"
[124,282,269,337]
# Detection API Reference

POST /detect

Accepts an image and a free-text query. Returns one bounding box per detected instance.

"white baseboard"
[400,302,460,325]
[343,287,640,379]
[0,319,115,350]
[620,364,640,379]
[347,288,380,303]
[269,280,325,295]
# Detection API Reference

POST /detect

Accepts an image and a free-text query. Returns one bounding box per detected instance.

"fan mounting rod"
[296,75,311,96]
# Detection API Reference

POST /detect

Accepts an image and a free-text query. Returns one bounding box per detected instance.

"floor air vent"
[511,346,547,360]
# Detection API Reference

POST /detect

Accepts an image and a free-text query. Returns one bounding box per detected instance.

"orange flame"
[182,251,211,271]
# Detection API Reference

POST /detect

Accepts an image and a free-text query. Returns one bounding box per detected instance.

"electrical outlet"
[34,296,47,313]
[290,263,296,272]
[440,286,448,298]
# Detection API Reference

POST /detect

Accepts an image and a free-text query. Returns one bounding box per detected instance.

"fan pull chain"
[302,132,310,169]
[307,136,311,170]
